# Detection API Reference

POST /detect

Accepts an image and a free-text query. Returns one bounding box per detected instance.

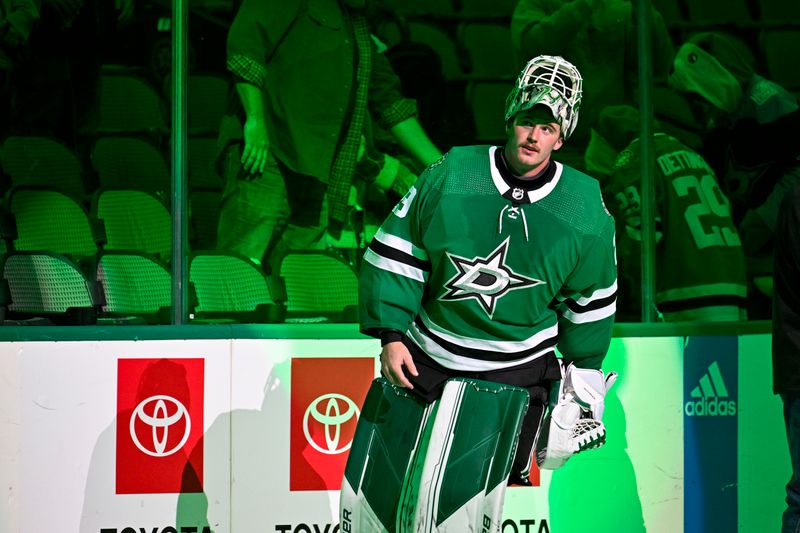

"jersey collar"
[489,146,563,204]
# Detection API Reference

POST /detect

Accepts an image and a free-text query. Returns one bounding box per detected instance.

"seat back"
[408,22,464,80]
[465,81,510,144]
[91,136,170,193]
[98,73,168,134]
[278,251,359,322]
[0,137,87,199]
[458,22,515,79]
[190,252,286,323]
[94,189,172,258]
[96,252,171,320]
[8,187,99,259]
[3,252,98,323]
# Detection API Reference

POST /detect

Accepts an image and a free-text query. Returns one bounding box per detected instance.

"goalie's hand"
[380,341,419,390]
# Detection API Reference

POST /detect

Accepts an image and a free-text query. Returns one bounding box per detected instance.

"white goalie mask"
[504,55,583,139]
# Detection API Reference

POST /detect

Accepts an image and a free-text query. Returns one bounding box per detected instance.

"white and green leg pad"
[340,377,529,533]
[340,378,436,532]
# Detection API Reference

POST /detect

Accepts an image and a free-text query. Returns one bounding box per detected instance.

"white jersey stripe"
[488,146,510,196]
[526,161,563,203]
[562,279,618,307]
[364,249,427,283]
[561,301,616,324]
[419,309,559,353]
[374,228,429,261]
[407,322,556,372]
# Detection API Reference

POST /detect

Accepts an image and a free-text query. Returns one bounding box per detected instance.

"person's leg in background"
[264,163,330,275]
[783,392,800,533]
[216,143,290,267]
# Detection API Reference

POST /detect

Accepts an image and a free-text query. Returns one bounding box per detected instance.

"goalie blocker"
[340,377,529,533]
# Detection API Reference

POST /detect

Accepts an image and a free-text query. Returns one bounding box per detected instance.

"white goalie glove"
[535,361,618,470]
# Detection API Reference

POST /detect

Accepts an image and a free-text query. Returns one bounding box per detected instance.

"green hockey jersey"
[609,133,747,321]
[359,145,617,372]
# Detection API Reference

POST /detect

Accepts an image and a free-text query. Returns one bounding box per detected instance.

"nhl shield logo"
[512,188,525,201]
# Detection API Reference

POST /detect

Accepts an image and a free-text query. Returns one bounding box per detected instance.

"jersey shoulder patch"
[427,152,448,171]
[750,78,779,107]
[612,147,634,172]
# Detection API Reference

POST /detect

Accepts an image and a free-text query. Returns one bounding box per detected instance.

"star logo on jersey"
[441,237,543,317]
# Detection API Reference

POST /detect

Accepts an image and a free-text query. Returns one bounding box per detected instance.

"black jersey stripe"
[412,315,558,362]
[368,239,432,272]
[658,294,747,313]
[561,291,618,313]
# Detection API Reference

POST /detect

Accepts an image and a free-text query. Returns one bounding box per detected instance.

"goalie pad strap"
[510,396,546,480]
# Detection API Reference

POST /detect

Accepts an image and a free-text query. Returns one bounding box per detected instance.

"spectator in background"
[0,0,38,140]
[511,0,673,175]
[772,181,800,533]
[357,39,478,232]
[592,105,747,322]
[382,40,477,154]
[9,0,134,154]
[216,0,442,273]
[670,32,800,316]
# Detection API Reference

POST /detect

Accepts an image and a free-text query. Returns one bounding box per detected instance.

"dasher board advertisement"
[0,335,787,532]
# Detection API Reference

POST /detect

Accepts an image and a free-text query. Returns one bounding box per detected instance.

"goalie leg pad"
[408,378,529,533]
[536,362,618,470]
[340,377,435,533]
[340,378,529,533]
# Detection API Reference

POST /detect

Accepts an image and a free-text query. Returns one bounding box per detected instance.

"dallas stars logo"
[441,237,543,317]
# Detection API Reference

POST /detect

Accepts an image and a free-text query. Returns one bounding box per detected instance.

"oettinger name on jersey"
[684,361,737,416]
[441,237,544,318]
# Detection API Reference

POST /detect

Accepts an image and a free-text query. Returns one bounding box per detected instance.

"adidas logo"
[684,361,737,417]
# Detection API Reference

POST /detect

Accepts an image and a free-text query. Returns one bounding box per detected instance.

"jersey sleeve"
[609,144,663,243]
[554,214,617,370]
[367,38,418,130]
[358,158,442,338]
[226,0,297,87]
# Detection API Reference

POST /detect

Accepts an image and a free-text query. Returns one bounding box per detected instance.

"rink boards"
[0,331,785,533]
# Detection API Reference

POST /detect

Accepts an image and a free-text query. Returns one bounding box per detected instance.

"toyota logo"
[129,395,191,457]
[303,393,360,455]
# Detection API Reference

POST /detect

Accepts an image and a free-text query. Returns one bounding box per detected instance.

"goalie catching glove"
[535,361,618,470]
